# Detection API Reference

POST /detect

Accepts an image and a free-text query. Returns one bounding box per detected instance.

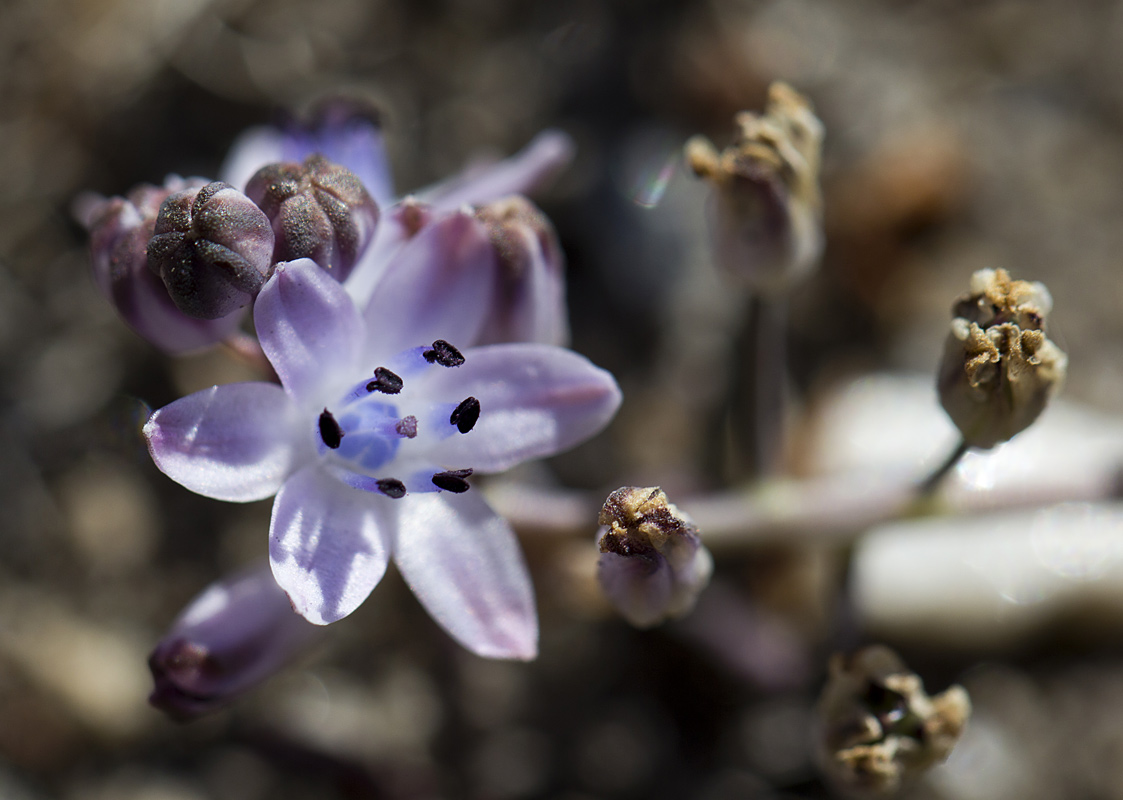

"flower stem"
[916,439,969,496]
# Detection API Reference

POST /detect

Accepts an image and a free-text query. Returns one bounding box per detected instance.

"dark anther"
[318,409,344,449]
[366,366,404,394]
[423,339,465,367]
[396,415,418,439]
[376,478,407,499]
[432,468,473,493]
[449,396,481,434]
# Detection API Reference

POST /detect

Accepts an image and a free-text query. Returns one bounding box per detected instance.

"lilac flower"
[143,254,621,659]
[74,176,247,353]
[149,564,321,720]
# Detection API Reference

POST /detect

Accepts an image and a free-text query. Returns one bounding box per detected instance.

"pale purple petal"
[476,219,569,347]
[392,491,537,660]
[361,211,496,359]
[281,104,394,207]
[220,126,285,192]
[255,259,366,404]
[418,130,575,211]
[344,200,435,309]
[270,465,393,625]
[424,344,622,472]
[144,383,299,502]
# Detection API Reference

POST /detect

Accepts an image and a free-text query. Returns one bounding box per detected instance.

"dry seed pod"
[937,268,1067,449]
[816,645,970,796]
[685,81,824,294]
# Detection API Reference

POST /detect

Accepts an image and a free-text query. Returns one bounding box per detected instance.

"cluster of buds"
[596,487,712,628]
[685,81,824,294]
[816,645,971,796]
[937,268,1067,449]
[77,99,573,355]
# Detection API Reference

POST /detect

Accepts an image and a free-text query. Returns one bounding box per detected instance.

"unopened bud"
[148,565,321,721]
[938,268,1067,449]
[77,176,247,352]
[816,645,970,796]
[245,154,379,281]
[474,195,569,346]
[147,181,275,319]
[686,82,824,294]
[596,487,712,628]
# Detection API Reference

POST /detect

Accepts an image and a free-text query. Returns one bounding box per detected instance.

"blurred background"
[5,0,1123,797]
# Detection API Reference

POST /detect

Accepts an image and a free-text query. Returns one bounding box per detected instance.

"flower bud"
[685,82,824,294]
[474,195,569,346]
[76,176,247,352]
[816,645,970,796]
[149,565,321,721]
[245,154,379,281]
[147,181,275,319]
[596,487,712,628]
[937,268,1067,449]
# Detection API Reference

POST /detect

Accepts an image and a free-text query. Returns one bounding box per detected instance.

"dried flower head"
[938,268,1067,449]
[596,487,712,628]
[685,81,824,294]
[816,645,970,796]
[245,154,380,281]
[147,181,276,319]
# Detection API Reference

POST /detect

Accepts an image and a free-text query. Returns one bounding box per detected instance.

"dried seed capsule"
[245,154,379,281]
[816,645,971,796]
[685,82,824,294]
[596,487,712,628]
[937,268,1067,449]
[147,181,275,319]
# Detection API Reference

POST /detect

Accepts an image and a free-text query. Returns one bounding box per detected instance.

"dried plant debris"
[685,81,824,294]
[816,645,970,796]
[937,268,1067,449]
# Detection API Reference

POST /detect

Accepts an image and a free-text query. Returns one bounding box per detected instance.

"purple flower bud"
[474,195,569,346]
[147,181,275,319]
[76,176,246,353]
[149,564,321,721]
[596,487,712,628]
[245,155,379,281]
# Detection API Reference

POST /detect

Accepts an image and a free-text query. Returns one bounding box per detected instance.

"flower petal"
[282,105,394,207]
[144,382,299,501]
[417,130,575,211]
[392,491,537,660]
[255,259,366,405]
[361,211,496,359]
[423,344,622,472]
[270,465,393,625]
[220,126,285,193]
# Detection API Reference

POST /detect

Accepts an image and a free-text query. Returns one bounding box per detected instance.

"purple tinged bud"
[147,181,275,319]
[148,564,321,721]
[596,487,713,628]
[474,195,570,346]
[245,154,379,281]
[77,176,247,353]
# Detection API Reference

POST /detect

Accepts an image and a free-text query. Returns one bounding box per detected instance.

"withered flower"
[685,81,824,294]
[597,487,712,628]
[938,268,1067,449]
[816,645,970,796]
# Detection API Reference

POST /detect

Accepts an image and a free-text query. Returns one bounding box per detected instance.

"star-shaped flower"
[143,252,620,660]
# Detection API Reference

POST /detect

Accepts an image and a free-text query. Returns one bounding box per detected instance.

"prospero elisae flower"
[143,253,621,659]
